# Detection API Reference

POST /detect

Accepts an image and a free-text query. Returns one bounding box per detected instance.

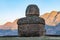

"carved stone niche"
[17,4,45,37]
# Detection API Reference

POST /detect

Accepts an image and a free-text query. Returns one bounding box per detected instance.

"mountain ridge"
[41,11,60,26]
[0,19,18,30]
[0,11,60,30]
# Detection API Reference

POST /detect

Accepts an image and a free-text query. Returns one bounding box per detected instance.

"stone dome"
[25,4,40,16]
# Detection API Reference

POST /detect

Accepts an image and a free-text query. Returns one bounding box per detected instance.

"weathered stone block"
[17,4,45,37]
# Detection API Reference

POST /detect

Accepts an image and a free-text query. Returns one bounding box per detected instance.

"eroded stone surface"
[17,4,45,37]
[18,24,45,37]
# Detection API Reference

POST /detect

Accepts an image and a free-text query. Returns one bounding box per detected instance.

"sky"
[0,0,60,25]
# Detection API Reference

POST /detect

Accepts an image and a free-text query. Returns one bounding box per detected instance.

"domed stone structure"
[17,4,45,37]
[26,5,39,16]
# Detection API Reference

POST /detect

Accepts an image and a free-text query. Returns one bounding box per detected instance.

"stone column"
[17,4,45,37]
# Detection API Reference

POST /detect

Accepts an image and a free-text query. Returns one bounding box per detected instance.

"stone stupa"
[17,4,45,37]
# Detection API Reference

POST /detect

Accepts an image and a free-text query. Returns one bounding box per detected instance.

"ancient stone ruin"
[17,4,45,37]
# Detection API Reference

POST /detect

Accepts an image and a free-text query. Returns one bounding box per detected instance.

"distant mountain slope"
[0,29,18,36]
[45,23,60,35]
[41,11,60,35]
[0,19,18,30]
[0,11,60,30]
[41,11,60,26]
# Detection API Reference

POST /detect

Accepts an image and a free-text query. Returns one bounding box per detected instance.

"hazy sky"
[0,0,60,25]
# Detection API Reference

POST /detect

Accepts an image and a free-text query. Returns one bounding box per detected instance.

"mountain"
[41,11,60,35]
[0,19,18,30]
[0,29,18,36]
[0,11,60,36]
[0,11,60,30]
[41,11,60,26]
[0,19,18,36]
[45,23,60,35]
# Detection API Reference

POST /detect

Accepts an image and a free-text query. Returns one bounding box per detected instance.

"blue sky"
[0,0,60,25]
